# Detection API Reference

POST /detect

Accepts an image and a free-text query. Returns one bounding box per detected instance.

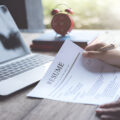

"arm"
[83,41,120,120]
[82,42,120,67]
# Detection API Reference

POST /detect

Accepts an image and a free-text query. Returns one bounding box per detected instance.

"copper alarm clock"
[51,4,74,36]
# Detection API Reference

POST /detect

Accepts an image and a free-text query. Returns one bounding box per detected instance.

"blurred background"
[0,0,120,31]
[43,0,120,29]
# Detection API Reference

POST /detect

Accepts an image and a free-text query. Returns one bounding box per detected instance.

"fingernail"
[82,51,88,57]
[96,108,102,112]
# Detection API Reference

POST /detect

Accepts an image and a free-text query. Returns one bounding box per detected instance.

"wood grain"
[0,32,100,120]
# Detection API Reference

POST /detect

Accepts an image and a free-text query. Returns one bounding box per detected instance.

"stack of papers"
[28,40,120,105]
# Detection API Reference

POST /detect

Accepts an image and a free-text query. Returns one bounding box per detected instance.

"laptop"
[0,5,53,96]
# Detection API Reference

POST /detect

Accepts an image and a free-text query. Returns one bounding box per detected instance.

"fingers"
[85,42,106,51]
[82,51,105,60]
[100,115,119,120]
[96,107,120,116]
[83,42,108,61]
[100,100,120,108]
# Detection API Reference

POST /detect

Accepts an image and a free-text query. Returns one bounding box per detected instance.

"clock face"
[51,13,74,36]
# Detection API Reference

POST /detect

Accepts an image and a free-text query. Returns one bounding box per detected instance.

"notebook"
[30,30,104,51]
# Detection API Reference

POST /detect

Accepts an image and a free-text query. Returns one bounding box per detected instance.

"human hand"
[82,41,120,67]
[96,99,120,120]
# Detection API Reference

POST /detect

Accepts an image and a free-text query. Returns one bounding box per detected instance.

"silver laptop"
[0,5,53,96]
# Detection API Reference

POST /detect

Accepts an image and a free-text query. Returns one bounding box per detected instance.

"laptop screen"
[0,6,30,64]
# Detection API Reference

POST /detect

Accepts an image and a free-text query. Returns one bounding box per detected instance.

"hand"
[82,41,120,67]
[96,99,120,120]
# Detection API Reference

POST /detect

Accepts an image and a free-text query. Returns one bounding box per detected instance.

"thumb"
[83,51,105,59]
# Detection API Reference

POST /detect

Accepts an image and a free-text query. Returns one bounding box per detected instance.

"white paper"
[28,40,120,105]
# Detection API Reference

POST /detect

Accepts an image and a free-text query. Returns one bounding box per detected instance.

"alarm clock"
[51,4,74,36]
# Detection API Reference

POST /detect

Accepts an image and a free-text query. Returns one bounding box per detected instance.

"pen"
[98,44,116,52]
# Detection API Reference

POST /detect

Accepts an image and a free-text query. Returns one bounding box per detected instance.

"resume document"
[28,40,120,105]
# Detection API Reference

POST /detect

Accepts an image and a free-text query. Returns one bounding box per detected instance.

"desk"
[0,32,100,120]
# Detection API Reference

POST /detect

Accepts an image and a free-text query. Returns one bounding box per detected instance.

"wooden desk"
[0,32,100,120]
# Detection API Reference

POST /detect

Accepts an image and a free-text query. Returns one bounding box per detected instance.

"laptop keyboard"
[0,54,53,81]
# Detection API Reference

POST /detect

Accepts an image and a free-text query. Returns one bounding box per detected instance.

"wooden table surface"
[0,32,100,120]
